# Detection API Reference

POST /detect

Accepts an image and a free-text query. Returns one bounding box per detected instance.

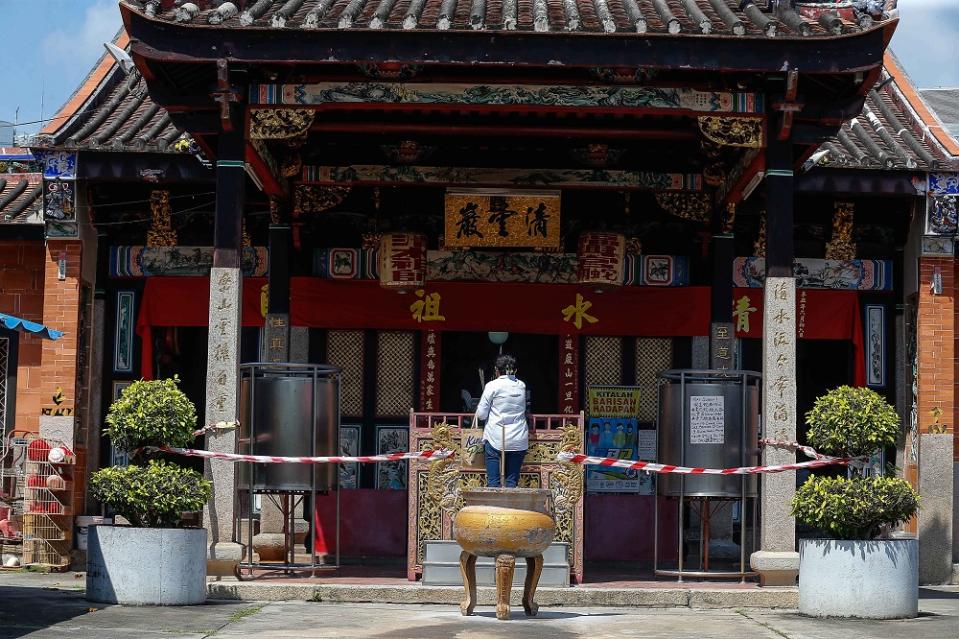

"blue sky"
[0,0,957,136]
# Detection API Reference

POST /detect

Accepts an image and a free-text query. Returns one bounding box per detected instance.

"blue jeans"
[485,441,526,488]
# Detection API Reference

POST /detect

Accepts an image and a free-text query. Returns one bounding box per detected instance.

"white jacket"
[476,375,528,452]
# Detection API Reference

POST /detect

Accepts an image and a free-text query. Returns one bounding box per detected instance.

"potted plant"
[792,386,920,619]
[86,377,211,605]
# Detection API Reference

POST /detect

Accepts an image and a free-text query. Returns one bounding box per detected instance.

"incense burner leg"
[522,554,544,616]
[495,553,516,620]
[459,551,478,616]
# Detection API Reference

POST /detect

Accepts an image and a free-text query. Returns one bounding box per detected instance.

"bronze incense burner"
[453,487,556,620]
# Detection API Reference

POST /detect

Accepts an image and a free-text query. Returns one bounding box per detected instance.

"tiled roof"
[817,63,958,172]
[125,0,893,37]
[919,89,959,143]
[0,173,42,225]
[32,35,187,154]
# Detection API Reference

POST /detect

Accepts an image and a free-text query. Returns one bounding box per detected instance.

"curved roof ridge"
[38,28,129,138]
[883,50,959,160]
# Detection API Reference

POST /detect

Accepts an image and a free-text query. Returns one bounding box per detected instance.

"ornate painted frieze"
[926,195,958,236]
[250,82,764,114]
[302,165,701,191]
[109,246,269,277]
[313,248,690,286]
[929,173,959,196]
[732,257,893,291]
[34,150,77,180]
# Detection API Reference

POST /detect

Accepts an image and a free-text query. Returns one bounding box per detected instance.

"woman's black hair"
[495,353,517,375]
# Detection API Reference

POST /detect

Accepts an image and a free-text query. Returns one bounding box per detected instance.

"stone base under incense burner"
[453,488,556,620]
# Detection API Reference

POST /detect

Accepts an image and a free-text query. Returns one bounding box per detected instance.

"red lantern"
[577,232,626,289]
[379,233,427,291]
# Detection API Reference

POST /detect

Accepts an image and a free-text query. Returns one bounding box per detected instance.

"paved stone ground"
[2,572,959,639]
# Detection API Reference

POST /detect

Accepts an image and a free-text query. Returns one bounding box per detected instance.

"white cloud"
[41,0,121,73]
[890,4,959,88]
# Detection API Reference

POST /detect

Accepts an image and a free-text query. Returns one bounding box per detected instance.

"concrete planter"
[798,538,918,619]
[86,525,207,606]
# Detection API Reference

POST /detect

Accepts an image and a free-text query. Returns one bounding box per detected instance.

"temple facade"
[3,0,959,585]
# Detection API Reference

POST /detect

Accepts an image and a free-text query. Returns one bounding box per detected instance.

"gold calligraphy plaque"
[444,190,561,248]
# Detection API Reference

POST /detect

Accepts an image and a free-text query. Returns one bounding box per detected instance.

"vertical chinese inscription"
[379,233,427,290]
[710,322,734,372]
[420,330,441,412]
[559,334,580,415]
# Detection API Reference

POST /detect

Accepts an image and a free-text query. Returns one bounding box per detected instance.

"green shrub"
[96,377,210,528]
[90,461,211,528]
[105,377,197,454]
[805,386,900,458]
[792,475,919,540]
[793,386,919,540]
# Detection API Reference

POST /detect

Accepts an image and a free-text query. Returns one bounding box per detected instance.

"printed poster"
[586,386,655,494]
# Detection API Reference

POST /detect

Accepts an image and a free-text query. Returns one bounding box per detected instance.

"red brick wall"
[915,258,955,451]
[41,241,82,417]
[0,240,84,434]
[0,241,46,432]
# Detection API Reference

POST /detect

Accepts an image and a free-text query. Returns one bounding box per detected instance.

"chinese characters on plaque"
[444,191,561,249]
[559,334,579,415]
[420,330,441,412]
[379,233,426,290]
[577,232,626,288]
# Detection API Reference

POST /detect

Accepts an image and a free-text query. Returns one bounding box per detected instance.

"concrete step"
[206,581,799,609]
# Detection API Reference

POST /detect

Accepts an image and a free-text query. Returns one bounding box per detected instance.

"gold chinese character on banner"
[410,289,446,323]
[562,293,599,330]
[733,296,757,333]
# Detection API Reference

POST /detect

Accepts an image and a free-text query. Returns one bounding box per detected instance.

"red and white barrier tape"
[557,439,864,475]
[147,446,454,465]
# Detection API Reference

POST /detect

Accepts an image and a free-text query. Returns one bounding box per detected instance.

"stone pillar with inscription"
[203,115,246,570]
[749,139,800,586]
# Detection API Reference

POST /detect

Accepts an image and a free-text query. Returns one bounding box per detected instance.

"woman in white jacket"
[475,354,529,488]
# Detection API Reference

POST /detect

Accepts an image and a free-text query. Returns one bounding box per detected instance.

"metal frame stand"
[236,363,342,580]
[653,370,760,582]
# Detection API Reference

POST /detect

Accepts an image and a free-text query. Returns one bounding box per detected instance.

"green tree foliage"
[104,377,197,454]
[90,461,211,528]
[93,377,210,528]
[805,386,900,457]
[792,386,919,539]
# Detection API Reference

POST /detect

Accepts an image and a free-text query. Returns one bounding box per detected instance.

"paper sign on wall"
[689,395,724,445]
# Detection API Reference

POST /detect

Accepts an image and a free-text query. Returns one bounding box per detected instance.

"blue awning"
[0,313,63,340]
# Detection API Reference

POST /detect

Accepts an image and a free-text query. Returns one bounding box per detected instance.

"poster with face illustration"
[586,386,654,494]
